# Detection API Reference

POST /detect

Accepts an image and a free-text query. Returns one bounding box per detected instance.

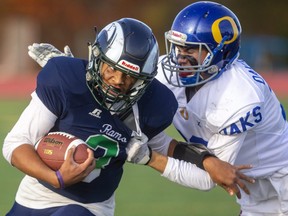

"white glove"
[126,133,151,165]
[28,43,74,67]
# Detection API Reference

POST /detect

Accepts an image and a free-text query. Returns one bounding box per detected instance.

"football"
[35,132,89,171]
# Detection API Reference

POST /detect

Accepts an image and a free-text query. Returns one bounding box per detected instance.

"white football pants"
[239,167,288,215]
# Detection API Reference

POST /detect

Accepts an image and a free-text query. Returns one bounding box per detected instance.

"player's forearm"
[11,144,59,188]
[147,150,168,173]
[148,151,215,190]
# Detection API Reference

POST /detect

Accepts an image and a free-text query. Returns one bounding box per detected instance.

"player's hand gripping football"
[126,133,152,165]
[28,43,74,67]
[57,146,95,188]
[203,157,255,199]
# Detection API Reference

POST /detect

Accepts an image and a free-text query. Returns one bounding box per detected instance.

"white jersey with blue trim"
[157,57,288,213]
[157,57,288,178]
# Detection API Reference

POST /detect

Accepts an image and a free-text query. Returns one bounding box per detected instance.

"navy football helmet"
[161,1,242,87]
[86,18,159,113]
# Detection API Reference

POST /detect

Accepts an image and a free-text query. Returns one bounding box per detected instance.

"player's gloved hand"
[126,133,151,165]
[28,43,74,67]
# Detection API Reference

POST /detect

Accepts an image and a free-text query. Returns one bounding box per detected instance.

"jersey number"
[86,134,120,169]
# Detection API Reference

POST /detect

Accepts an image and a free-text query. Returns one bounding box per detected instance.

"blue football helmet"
[161,1,242,87]
[86,18,159,113]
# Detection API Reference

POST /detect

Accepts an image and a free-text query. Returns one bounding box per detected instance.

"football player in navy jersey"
[4,17,253,216]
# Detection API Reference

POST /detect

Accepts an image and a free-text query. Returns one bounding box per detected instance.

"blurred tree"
[0,0,287,70]
[2,0,288,48]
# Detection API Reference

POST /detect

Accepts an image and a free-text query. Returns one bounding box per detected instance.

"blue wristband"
[55,170,65,189]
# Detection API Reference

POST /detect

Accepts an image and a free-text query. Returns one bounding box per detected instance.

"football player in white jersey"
[157,1,288,215]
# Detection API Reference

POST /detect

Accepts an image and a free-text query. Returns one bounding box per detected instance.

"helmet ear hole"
[207,65,219,74]
[92,45,101,58]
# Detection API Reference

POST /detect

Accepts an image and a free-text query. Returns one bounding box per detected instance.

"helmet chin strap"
[131,103,142,137]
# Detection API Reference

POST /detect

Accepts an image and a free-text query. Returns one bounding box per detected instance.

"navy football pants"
[6,202,95,216]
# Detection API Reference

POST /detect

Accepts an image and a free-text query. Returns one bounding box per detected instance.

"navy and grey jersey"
[35,56,178,203]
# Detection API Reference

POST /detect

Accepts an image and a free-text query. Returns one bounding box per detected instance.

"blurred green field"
[1,98,287,216]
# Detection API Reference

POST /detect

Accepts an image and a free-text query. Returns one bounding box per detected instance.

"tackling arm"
[148,139,254,198]
[147,139,216,190]
[148,149,214,190]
